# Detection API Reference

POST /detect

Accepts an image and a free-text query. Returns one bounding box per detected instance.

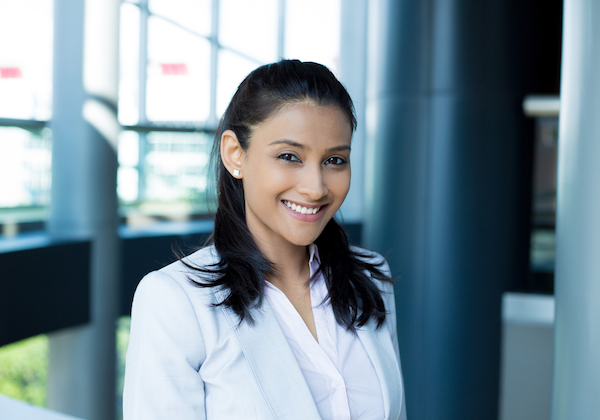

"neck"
[252,236,311,291]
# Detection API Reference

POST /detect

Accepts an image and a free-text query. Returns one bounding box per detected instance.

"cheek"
[243,162,291,203]
[330,171,351,199]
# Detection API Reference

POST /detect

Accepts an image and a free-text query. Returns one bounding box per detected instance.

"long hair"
[184,60,392,330]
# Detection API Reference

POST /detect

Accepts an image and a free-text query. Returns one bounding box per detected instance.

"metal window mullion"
[277,0,286,59]
[208,0,219,127]
[0,118,47,129]
[138,0,149,125]
[137,131,148,202]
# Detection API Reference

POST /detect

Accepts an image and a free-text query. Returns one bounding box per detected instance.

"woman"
[123,60,406,420]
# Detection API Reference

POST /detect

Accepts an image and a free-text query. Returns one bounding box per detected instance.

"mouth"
[282,200,325,215]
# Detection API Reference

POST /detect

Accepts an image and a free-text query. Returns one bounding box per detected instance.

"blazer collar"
[213,286,322,420]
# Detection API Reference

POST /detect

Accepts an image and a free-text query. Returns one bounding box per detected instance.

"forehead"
[248,102,353,149]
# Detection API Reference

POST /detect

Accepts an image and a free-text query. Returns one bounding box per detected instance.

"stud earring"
[233,169,240,177]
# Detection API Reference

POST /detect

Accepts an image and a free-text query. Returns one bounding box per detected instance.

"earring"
[233,169,240,177]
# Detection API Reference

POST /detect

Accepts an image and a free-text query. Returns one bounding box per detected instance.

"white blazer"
[123,245,406,420]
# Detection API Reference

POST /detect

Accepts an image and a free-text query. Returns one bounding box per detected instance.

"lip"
[281,200,329,222]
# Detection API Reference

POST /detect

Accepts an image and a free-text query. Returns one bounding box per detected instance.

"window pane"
[0,0,53,120]
[149,0,211,37]
[0,127,51,209]
[146,16,211,122]
[219,0,278,63]
[284,0,340,75]
[119,131,213,222]
[119,2,141,126]
[0,334,48,407]
[217,50,259,117]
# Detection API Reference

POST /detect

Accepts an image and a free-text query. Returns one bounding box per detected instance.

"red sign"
[160,63,188,76]
[0,67,23,78]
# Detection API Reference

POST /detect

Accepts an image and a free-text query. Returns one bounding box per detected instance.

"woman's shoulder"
[348,245,393,296]
[134,245,221,301]
[349,245,391,274]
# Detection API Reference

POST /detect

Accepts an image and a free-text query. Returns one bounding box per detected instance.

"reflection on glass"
[146,16,211,122]
[118,131,213,220]
[217,50,259,117]
[0,127,51,208]
[149,0,211,37]
[284,0,340,75]
[219,0,278,63]
[0,0,53,120]
[119,2,141,126]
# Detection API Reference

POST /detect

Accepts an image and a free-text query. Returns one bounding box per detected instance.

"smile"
[282,200,323,215]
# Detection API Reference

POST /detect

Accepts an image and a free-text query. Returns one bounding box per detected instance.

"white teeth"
[283,201,321,215]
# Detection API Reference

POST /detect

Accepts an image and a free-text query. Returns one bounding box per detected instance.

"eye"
[278,153,301,163]
[325,156,347,166]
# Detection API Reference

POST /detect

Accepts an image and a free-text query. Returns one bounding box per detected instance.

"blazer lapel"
[357,321,403,420]
[213,287,321,420]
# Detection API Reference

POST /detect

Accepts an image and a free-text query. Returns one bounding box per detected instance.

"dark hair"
[185,59,392,330]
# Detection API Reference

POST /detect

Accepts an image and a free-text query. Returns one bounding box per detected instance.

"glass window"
[284,0,340,75]
[119,2,141,126]
[0,127,51,209]
[146,16,211,122]
[118,130,213,223]
[219,0,279,63]
[0,335,48,406]
[0,0,53,120]
[217,50,260,116]
[149,0,212,37]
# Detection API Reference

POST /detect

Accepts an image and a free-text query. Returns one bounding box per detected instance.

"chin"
[289,237,318,247]
[285,231,322,247]
[283,220,331,247]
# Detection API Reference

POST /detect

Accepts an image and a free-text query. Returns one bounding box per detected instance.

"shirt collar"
[308,243,320,264]
[308,243,322,277]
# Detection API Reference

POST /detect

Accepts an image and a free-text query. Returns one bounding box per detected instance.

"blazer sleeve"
[123,270,207,420]
[380,258,408,420]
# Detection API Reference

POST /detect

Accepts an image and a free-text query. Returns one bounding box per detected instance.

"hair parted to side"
[184,59,392,330]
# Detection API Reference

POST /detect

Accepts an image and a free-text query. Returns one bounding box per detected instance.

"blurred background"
[1,0,599,420]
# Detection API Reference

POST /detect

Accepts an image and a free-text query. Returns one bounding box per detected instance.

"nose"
[297,164,328,200]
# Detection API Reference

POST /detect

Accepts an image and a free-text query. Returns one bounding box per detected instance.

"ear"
[220,129,244,179]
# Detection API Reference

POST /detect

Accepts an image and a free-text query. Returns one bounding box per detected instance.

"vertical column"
[364,1,432,418]
[48,0,121,419]
[552,1,600,419]
[365,0,554,419]
[338,0,368,224]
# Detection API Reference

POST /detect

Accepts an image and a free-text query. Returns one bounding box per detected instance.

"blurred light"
[161,63,188,76]
[0,67,23,78]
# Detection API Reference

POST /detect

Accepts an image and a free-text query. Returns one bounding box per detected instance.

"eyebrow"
[269,139,351,153]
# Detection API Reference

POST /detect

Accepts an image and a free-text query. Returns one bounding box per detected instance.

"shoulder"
[349,244,394,300]
[350,245,392,277]
[133,245,221,307]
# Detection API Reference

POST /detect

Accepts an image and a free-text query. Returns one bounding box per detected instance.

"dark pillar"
[364,1,561,419]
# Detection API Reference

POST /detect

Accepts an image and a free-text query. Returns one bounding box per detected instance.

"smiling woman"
[123,60,406,420]
[223,103,352,253]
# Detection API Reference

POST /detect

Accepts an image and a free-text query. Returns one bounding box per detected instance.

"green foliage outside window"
[0,334,48,406]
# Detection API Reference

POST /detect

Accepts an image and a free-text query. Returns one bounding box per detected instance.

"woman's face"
[240,102,352,251]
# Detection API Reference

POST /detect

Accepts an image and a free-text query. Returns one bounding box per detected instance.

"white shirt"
[264,244,385,420]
